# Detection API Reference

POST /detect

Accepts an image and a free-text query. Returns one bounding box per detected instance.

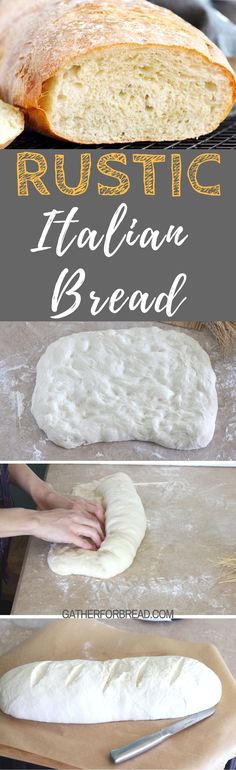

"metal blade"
[168,707,216,736]
[111,707,216,764]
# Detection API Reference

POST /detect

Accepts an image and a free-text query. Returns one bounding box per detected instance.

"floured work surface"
[1,321,235,461]
[0,620,236,770]
[13,465,236,615]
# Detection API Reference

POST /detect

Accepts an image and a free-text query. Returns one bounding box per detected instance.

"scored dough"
[0,656,222,723]
[47,473,146,578]
[31,327,218,451]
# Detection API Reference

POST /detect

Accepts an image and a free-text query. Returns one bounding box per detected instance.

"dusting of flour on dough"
[31,327,218,450]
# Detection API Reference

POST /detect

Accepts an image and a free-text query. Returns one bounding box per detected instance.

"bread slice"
[0,99,24,148]
[42,46,235,144]
[0,0,235,144]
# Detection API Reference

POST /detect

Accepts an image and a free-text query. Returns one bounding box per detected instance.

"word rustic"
[17,151,222,197]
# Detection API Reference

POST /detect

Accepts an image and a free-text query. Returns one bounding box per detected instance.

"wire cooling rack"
[9,113,236,150]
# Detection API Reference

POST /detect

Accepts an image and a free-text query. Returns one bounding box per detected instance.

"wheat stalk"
[166,321,236,350]
[218,557,236,583]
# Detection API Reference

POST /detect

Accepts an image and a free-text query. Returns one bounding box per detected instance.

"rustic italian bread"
[0,98,24,148]
[0,0,235,144]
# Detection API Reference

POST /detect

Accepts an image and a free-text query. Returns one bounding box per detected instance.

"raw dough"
[0,656,222,723]
[47,473,146,578]
[31,327,218,450]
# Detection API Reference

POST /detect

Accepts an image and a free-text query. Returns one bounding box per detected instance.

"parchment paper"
[0,620,236,770]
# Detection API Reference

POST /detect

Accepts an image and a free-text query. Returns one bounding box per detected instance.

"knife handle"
[111,729,171,764]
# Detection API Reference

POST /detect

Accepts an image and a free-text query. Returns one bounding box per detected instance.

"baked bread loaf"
[0,98,24,148]
[0,0,235,144]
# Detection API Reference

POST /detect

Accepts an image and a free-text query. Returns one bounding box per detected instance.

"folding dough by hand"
[47,472,147,578]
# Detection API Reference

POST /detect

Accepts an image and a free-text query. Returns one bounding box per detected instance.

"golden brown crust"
[0,0,235,139]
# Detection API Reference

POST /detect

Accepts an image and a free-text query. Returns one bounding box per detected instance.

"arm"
[8,465,104,521]
[0,507,37,538]
[8,464,54,505]
[0,505,104,550]
[3,465,105,549]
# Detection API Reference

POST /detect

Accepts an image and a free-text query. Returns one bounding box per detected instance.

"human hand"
[32,506,105,550]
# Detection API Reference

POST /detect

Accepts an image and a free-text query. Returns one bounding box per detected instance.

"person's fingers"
[71,513,105,540]
[69,535,97,550]
[71,511,105,540]
[79,505,105,532]
[73,497,105,521]
[86,500,104,516]
[38,509,105,548]
[72,524,103,548]
[92,502,105,523]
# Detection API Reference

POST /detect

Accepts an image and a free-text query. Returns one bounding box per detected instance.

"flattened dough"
[31,326,218,450]
[0,656,222,723]
[48,473,146,578]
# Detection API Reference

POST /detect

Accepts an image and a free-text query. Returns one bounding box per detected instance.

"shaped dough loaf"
[48,473,146,578]
[0,655,222,723]
[31,327,218,451]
